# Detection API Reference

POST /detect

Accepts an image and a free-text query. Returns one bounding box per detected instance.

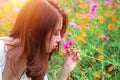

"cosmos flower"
[98,55,104,60]
[62,39,73,50]
[104,0,116,9]
[108,66,114,73]
[107,24,114,30]
[91,59,96,63]
[70,22,82,29]
[61,38,66,43]
[90,14,95,19]
[96,47,102,52]
[101,35,109,41]
[65,32,71,36]
[93,74,101,79]
[89,1,99,14]
[89,1,99,19]
[104,0,112,5]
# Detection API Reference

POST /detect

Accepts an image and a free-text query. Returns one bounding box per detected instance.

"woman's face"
[46,16,63,53]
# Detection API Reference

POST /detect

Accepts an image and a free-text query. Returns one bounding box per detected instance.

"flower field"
[0,0,120,80]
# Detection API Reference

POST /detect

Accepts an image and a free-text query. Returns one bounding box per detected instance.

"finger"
[76,53,81,60]
[72,49,80,57]
[72,56,81,62]
[64,49,71,57]
[72,53,81,61]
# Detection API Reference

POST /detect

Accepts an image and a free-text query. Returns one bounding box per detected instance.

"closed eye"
[55,32,60,36]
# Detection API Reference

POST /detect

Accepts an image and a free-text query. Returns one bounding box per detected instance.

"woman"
[0,0,80,80]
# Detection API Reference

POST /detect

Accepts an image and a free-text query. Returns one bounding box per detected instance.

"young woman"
[0,0,80,80]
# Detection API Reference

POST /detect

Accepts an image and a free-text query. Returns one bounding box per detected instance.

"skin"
[58,49,80,80]
[46,15,63,53]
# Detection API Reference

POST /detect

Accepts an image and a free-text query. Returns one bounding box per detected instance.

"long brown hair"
[9,0,68,80]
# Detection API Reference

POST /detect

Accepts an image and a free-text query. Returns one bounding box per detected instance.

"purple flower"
[62,39,73,50]
[89,1,99,19]
[61,38,66,43]
[90,8,97,14]
[89,1,99,9]
[101,35,109,41]
[65,32,71,36]
[104,0,112,5]
[104,0,115,9]
[90,14,95,20]
[70,22,82,29]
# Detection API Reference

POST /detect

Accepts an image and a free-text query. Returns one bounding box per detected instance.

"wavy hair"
[9,0,68,80]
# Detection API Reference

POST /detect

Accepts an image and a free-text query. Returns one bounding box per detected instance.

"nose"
[56,35,62,42]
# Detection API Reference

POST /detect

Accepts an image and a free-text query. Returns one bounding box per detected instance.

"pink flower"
[101,35,109,41]
[89,1,99,10]
[104,0,112,5]
[104,0,115,9]
[65,32,71,36]
[61,38,66,43]
[90,14,95,20]
[89,1,99,19]
[62,39,73,50]
[70,22,82,29]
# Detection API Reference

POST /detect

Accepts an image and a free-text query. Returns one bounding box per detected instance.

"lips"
[53,45,57,49]
[53,46,56,49]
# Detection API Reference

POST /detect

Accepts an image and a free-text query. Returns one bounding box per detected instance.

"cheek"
[50,36,56,45]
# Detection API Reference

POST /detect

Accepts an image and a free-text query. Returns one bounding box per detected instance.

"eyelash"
[55,32,60,35]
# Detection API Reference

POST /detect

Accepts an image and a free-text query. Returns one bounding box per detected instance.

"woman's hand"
[58,48,81,80]
[62,48,81,74]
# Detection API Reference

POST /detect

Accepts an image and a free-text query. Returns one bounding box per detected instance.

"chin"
[48,49,52,53]
[49,49,55,53]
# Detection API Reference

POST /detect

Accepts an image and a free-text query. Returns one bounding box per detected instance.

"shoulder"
[0,38,7,72]
[0,36,14,53]
[0,39,5,55]
[0,39,6,65]
[0,37,6,54]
